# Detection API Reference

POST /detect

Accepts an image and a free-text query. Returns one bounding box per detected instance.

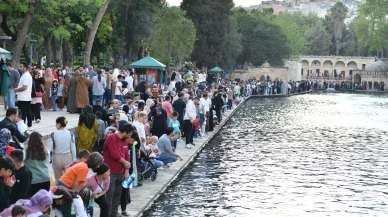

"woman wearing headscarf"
[31,70,45,123]
[75,106,98,152]
[67,72,78,113]
[0,189,53,217]
[42,68,53,111]
[148,100,168,138]
[75,69,92,111]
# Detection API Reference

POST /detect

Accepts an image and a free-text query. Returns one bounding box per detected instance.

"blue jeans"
[6,89,16,109]
[92,95,103,106]
[150,159,164,168]
[156,154,177,165]
[51,95,57,111]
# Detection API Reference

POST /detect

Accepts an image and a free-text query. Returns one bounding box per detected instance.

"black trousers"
[120,187,131,212]
[18,101,32,127]
[215,108,222,122]
[29,181,50,197]
[95,194,109,217]
[31,103,41,121]
[183,120,194,145]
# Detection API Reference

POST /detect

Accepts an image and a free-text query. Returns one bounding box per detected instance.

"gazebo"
[0,47,12,61]
[129,56,167,85]
[207,66,224,84]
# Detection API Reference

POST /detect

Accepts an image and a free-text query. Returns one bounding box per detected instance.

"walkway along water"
[117,92,311,217]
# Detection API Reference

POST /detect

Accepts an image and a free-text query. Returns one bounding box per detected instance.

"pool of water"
[144,93,388,217]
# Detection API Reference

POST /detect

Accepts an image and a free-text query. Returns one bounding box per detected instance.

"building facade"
[298,56,388,91]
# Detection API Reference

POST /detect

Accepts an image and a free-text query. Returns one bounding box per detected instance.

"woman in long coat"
[67,73,78,113]
[42,68,53,110]
[75,70,91,111]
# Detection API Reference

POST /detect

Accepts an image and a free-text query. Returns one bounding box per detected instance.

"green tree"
[182,0,234,67]
[325,2,348,55]
[146,6,196,66]
[234,9,289,66]
[272,13,307,56]
[305,21,331,55]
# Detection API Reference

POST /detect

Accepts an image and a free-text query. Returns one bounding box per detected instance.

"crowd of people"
[0,63,245,217]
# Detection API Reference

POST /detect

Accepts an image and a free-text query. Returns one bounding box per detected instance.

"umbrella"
[0,47,12,61]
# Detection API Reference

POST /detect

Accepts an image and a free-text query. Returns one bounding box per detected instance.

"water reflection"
[144,93,388,217]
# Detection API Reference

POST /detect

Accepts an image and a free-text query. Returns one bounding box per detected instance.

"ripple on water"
[143,93,388,217]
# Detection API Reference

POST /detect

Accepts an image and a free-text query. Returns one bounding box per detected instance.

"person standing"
[92,70,106,106]
[25,132,50,197]
[49,116,76,180]
[67,72,78,113]
[15,63,33,128]
[172,92,186,127]
[183,94,197,149]
[42,68,53,111]
[31,70,44,123]
[75,69,92,111]
[6,64,20,109]
[104,123,133,217]
[162,96,174,120]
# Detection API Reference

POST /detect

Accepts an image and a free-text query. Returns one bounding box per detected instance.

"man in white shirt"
[183,94,197,149]
[15,63,33,127]
[199,92,210,135]
[125,71,134,92]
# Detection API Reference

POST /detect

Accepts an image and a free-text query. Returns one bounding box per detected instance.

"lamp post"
[0,36,12,49]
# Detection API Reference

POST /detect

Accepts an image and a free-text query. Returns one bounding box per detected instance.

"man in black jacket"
[0,108,27,143]
[172,92,186,127]
[9,150,32,203]
[0,157,16,212]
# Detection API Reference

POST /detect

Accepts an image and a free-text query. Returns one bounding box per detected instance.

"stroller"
[137,150,158,182]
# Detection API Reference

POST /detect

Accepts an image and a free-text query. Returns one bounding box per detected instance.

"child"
[0,157,16,212]
[51,79,59,111]
[57,79,65,111]
[9,150,32,204]
[168,112,181,151]
[87,163,110,217]
[67,149,90,168]
[11,205,26,217]
[192,119,200,138]
[144,136,164,168]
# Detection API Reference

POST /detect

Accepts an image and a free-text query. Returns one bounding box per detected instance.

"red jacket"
[103,133,130,174]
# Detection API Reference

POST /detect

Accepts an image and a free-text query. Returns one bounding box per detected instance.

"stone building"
[353,59,388,91]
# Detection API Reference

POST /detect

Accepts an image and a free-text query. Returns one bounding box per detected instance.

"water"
[144,93,388,217]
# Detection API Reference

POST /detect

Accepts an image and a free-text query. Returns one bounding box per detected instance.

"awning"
[129,56,166,70]
[0,47,12,61]
[209,66,224,73]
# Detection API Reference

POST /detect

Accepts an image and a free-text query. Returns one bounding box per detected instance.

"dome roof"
[365,60,388,72]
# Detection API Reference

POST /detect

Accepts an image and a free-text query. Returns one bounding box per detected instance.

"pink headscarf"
[0,189,53,217]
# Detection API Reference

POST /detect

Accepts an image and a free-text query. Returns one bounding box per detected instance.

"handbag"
[35,92,44,97]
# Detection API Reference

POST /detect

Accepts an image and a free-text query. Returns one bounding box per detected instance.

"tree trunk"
[11,0,38,67]
[84,0,111,66]
[45,34,54,66]
[63,40,73,67]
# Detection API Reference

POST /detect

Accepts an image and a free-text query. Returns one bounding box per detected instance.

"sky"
[167,0,261,7]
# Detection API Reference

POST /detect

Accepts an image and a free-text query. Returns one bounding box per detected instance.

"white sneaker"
[185,144,193,149]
